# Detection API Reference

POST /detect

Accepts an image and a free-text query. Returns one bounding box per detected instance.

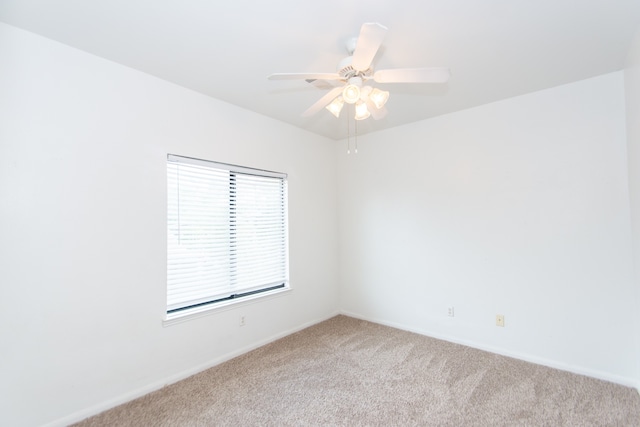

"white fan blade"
[351,23,388,72]
[268,73,342,81]
[307,79,342,90]
[302,86,344,117]
[373,67,451,83]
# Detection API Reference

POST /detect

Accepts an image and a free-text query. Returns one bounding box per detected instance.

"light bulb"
[342,85,360,104]
[354,101,370,120]
[325,96,344,118]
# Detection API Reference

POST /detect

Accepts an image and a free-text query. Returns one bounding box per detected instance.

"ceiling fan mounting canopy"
[268,23,450,120]
[345,37,358,56]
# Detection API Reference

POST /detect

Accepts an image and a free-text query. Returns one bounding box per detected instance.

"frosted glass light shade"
[354,101,370,120]
[325,96,344,118]
[370,88,389,109]
[343,84,361,104]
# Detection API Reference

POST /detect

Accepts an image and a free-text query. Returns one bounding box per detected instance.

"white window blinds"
[167,154,289,314]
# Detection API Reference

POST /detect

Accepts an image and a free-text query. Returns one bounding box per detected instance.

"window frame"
[165,154,290,322]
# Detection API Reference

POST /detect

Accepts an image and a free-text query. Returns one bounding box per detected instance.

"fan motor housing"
[337,56,371,80]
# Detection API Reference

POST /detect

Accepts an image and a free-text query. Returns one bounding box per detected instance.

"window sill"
[162,285,291,327]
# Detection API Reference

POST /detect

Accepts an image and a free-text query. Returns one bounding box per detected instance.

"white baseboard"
[339,310,639,389]
[43,310,340,427]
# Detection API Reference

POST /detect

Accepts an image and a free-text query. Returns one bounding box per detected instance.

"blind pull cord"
[177,164,181,245]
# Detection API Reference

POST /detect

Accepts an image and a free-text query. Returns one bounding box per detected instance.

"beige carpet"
[74,315,640,426]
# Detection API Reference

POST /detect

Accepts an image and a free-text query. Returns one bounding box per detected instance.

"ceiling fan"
[268,23,451,121]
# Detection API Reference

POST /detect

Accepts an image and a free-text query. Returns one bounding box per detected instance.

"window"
[166,154,289,317]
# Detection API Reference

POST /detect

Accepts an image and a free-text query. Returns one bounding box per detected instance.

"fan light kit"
[268,23,450,122]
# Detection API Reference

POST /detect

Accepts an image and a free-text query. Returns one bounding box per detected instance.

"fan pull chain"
[355,119,358,154]
[346,104,351,154]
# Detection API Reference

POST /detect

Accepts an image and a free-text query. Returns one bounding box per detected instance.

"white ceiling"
[1,0,640,140]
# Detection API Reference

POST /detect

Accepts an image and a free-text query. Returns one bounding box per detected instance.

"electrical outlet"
[239,315,246,327]
[496,314,505,327]
[447,307,455,317]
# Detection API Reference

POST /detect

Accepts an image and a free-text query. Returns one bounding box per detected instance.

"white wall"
[0,23,339,427]
[338,72,637,386]
[625,27,640,387]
